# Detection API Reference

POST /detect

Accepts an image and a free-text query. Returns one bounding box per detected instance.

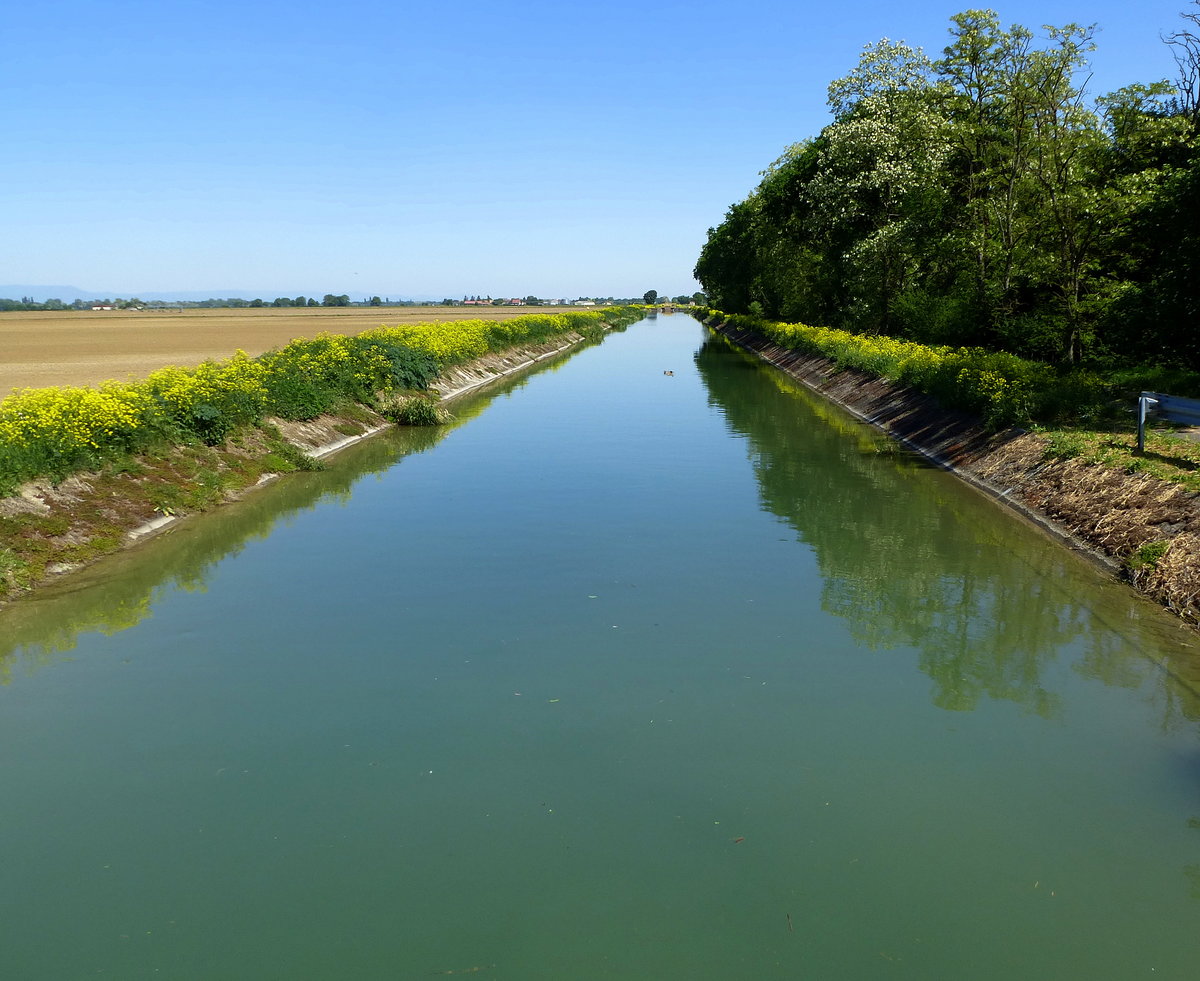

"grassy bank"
[0,307,641,598]
[701,310,1200,432]
[701,309,1200,487]
[0,309,637,495]
[703,310,1200,625]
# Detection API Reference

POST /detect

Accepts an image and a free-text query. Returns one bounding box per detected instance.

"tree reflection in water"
[695,334,1200,725]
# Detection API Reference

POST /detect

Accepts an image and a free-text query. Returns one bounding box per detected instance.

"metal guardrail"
[1137,391,1200,452]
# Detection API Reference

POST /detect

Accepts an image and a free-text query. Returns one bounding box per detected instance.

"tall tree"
[809,40,953,333]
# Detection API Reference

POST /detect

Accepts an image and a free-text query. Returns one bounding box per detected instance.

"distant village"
[452,296,596,307]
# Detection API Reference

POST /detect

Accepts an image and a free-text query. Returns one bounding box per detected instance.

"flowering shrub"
[713,310,1108,428]
[0,383,163,486]
[0,307,639,494]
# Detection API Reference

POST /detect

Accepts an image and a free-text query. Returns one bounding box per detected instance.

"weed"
[0,513,70,537]
[1032,425,1200,492]
[384,396,448,426]
[1128,540,1171,572]
[103,457,147,477]
[269,440,324,472]
[1044,431,1086,459]
[0,546,30,594]
[59,530,124,562]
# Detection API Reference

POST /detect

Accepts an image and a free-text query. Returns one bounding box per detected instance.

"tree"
[936,10,1036,331]
[322,294,350,306]
[1163,0,1200,132]
[694,198,761,314]
[643,289,659,305]
[693,7,1199,366]
[808,40,954,334]
[368,296,382,306]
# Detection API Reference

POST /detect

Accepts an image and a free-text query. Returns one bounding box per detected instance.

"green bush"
[383,396,447,426]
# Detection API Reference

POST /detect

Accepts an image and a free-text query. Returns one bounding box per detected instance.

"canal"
[2,314,1199,978]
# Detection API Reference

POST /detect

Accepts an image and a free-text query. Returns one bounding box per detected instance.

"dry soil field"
[0,305,578,394]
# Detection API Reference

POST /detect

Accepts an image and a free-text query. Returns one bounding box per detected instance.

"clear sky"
[2,0,1193,300]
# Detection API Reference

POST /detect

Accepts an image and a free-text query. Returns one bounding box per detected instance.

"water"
[3,315,1200,979]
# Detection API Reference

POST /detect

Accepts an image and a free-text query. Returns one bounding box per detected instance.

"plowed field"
[0,305,574,394]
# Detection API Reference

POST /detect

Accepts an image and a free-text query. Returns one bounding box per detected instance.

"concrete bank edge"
[123,331,599,543]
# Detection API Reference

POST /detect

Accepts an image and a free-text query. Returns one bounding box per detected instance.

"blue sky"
[2,0,1192,300]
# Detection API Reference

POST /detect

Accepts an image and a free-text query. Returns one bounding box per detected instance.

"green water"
[3,315,1200,979]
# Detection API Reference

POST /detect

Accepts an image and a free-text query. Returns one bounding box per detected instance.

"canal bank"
[708,316,1200,627]
[0,325,619,602]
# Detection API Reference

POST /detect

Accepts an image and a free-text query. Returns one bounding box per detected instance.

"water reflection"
[0,355,577,680]
[695,334,1200,723]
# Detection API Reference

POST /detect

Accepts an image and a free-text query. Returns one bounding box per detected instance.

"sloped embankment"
[0,330,602,601]
[714,320,1200,626]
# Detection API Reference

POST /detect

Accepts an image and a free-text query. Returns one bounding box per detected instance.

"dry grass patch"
[971,426,1200,622]
[1130,534,1200,623]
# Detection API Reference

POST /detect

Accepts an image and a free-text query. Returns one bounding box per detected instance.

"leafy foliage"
[695,7,1200,370]
[710,308,1108,428]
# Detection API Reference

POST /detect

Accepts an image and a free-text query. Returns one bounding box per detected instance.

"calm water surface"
[3,315,1200,979]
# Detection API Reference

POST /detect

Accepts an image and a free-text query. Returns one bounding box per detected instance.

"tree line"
[0,294,370,311]
[694,6,1200,369]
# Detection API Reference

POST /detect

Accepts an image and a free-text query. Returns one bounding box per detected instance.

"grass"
[1033,422,1200,491]
[0,424,332,599]
[1127,540,1172,572]
[381,395,448,426]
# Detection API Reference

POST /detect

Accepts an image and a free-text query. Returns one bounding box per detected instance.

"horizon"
[0,285,668,305]
[4,0,1193,297]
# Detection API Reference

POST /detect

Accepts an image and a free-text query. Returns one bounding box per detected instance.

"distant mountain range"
[0,285,422,303]
[0,284,113,302]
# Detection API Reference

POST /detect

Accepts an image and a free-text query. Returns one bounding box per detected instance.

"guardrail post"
[1138,393,1159,453]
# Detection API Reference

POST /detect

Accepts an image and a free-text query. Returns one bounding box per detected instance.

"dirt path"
[0,305,577,394]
